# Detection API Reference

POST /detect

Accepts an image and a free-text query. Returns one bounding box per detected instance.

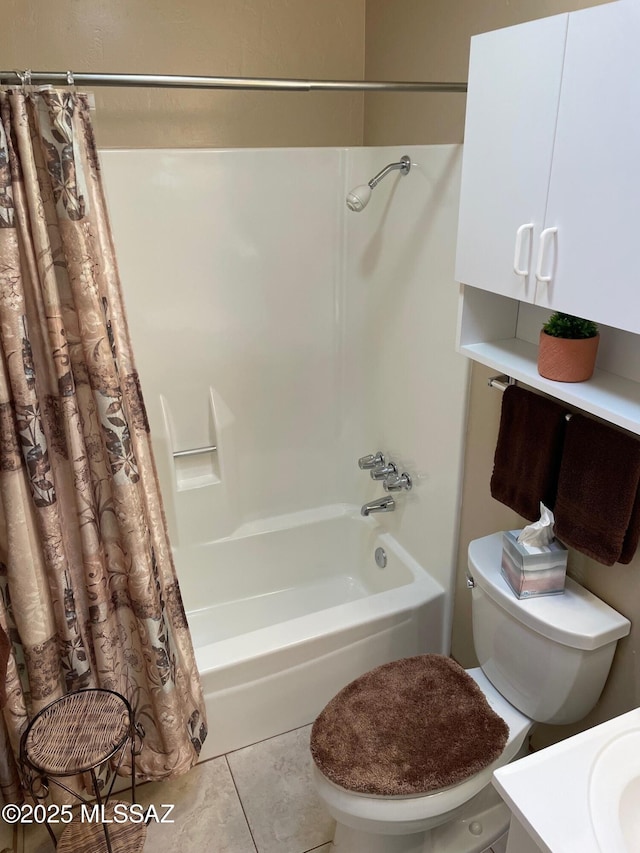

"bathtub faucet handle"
[383,472,412,492]
[370,462,397,480]
[358,452,385,470]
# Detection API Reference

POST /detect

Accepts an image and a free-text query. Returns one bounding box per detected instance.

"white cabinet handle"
[535,227,558,284]
[513,223,534,277]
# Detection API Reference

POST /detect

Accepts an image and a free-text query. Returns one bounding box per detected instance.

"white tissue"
[517,503,555,548]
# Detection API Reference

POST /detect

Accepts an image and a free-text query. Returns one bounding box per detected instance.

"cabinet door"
[455,15,568,302]
[539,1,640,333]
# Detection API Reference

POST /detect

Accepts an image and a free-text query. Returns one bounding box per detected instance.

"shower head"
[346,184,372,212]
[346,154,411,212]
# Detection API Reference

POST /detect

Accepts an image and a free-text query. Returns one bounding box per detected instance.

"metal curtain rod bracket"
[0,70,467,94]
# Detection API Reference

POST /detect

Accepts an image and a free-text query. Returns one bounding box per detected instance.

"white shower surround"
[100,145,469,757]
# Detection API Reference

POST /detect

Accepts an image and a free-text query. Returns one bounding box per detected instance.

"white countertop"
[492,708,640,853]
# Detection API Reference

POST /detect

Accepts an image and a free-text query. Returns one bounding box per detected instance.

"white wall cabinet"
[455,13,568,303]
[456,0,640,435]
[457,1,640,334]
[539,0,640,331]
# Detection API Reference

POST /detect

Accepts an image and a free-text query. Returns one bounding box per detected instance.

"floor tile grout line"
[218,722,314,760]
[225,755,259,853]
[224,727,335,853]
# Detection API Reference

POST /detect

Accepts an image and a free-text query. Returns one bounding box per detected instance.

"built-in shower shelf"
[173,444,220,491]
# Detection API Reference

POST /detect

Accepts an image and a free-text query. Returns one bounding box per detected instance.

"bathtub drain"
[374,547,387,568]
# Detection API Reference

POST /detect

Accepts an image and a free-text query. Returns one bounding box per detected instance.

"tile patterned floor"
[226,727,333,853]
[19,725,333,853]
[16,724,509,853]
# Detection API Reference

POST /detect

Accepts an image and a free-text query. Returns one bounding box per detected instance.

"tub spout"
[361,495,395,516]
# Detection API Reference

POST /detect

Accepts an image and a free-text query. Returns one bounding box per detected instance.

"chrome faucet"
[384,472,412,492]
[370,462,397,480]
[358,452,385,470]
[361,495,395,516]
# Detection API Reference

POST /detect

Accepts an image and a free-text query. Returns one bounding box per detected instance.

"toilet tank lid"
[468,533,631,651]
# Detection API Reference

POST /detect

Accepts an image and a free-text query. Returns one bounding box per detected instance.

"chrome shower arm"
[368,155,411,189]
[346,153,412,212]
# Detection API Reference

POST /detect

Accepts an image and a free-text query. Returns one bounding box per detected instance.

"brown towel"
[619,489,640,564]
[554,414,640,566]
[490,385,567,521]
[0,623,10,708]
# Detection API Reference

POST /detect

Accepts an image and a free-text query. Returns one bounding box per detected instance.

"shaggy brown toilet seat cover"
[310,654,509,796]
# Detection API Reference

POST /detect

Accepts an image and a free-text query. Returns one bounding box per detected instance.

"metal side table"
[20,688,146,853]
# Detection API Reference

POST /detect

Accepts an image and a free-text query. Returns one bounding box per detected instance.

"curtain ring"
[66,70,75,87]
[23,69,32,87]
[14,69,25,90]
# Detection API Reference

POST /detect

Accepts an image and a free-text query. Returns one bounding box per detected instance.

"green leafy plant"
[542,312,598,339]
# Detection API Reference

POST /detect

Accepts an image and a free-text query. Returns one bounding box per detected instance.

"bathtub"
[175,504,446,761]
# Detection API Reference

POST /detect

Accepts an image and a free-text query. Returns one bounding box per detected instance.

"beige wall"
[0,0,365,148]
[364,0,612,145]
[363,0,638,749]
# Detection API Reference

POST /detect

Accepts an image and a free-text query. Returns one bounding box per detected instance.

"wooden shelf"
[460,337,640,436]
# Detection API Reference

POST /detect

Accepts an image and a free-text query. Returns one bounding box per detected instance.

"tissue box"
[501,530,568,599]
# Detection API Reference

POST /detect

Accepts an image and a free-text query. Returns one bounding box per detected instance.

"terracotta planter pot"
[537,331,600,382]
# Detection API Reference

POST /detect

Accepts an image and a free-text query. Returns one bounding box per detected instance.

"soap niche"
[160,393,221,491]
[174,447,219,491]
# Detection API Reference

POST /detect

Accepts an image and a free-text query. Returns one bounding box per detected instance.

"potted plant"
[537,312,600,382]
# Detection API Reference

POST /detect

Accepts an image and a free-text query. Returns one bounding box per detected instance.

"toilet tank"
[468,534,630,724]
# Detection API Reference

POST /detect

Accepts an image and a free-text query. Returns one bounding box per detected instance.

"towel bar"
[172,445,217,458]
[487,375,572,420]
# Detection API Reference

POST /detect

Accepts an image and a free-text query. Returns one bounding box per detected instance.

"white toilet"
[311,533,631,853]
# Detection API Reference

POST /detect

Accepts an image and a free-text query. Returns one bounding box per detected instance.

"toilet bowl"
[311,533,631,853]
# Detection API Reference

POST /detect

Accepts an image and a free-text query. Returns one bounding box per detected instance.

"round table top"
[22,688,132,776]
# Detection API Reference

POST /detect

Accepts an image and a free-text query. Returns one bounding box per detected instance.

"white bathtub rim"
[186,525,436,623]
[177,502,375,550]
[194,572,443,675]
[187,514,445,666]
[187,511,446,677]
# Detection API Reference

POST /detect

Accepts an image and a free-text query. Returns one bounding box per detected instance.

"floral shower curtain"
[0,87,207,802]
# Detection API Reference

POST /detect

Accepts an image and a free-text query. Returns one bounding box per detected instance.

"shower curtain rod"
[0,70,467,93]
